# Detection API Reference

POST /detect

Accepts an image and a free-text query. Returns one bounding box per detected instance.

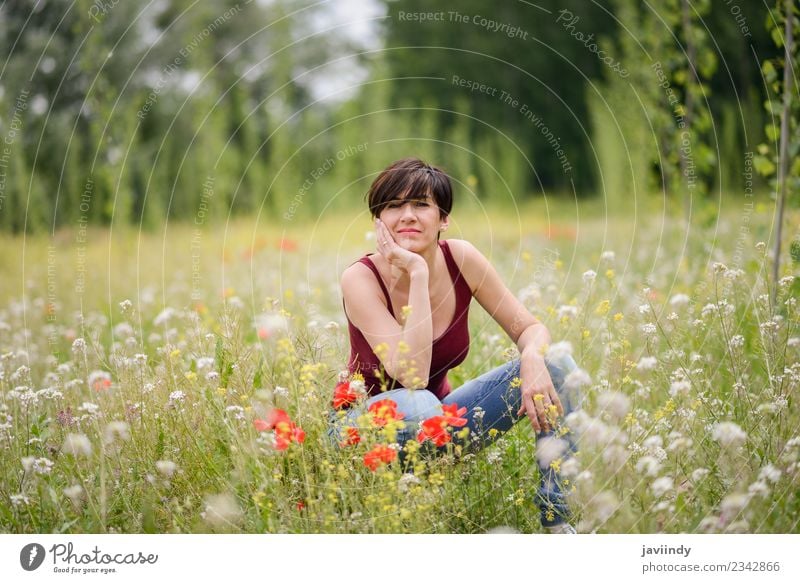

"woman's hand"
[516,354,564,433]
[375,219,427,276]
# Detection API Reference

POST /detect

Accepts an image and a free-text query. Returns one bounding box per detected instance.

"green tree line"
[0,0,787,233]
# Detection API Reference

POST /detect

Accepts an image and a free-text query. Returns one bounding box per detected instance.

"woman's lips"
[397,229,421,234]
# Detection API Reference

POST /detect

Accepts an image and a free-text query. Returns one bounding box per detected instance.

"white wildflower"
[560,457,580,479]
[711,421,747,448]
[72,338,87,354]
[669,380,691,397]
[601,251,615,262]
[398,473,421,492]
[669,293,690,308]
[556,305,579,320]
[719,493,749,523]
[169,390,186,405]
[729,335,745,349]
[155,460,177,478]
[535,436,569,468]
[724,268,744,281]
[747,481,770,498]
[486,449,504,465]
[651,476,673,497]
[667,436,693,452]
[196,357,215,371]
[596,391,630,420]
[635,455,661,477]
[62,433,92,457]
[104,421,130,444]
[759,464,781,484]
[691,468,710,482]
[78,402,100,417]
[636,356,658,371]
[589,490,618,524]
[63,484,84,506]
[154,307,177,327]
[546,341,573,362]
[640,323,657,336]
[582,270,597,284]
[564,368,591,391]
[254,313,289,339]
[202,493,243,528]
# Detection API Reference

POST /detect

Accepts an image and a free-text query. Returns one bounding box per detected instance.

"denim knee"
[370,388,442,426]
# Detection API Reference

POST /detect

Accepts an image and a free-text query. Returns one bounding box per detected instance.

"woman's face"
[377,193,449,251]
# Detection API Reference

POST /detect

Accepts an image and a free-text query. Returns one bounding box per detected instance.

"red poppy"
[363,444,397,471]
[440,403,468,427]
[417,402,469,446]
[253,408,305,450]
[417,416,452,447]
[278,238,298,252]
[332,381,359,409]
[368,399,405,427]
[340,426,361,447]
[544,225,577,241]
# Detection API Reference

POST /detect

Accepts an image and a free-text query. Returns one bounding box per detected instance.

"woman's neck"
[388,241,442,291]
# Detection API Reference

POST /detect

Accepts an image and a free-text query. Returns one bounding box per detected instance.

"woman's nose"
[400,203,417,219]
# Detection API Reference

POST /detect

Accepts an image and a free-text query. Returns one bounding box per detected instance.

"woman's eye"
[415,201,429,207]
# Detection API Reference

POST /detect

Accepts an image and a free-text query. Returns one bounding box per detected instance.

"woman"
[329,157,582,533]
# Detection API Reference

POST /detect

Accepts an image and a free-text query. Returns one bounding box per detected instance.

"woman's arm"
[341,221,433,389]
[449,239,563,432]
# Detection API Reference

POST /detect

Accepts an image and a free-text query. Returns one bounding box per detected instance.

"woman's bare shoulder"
[444,239,484,267]
[341,259,374,287]
[443,239,489,294]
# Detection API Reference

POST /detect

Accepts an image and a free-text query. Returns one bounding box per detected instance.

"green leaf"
[753,156,776,176]
[766,124,780,141]
[791,240,800,264]
[253,357,264,389]
[762,60,777,83]
[771,26,785,49]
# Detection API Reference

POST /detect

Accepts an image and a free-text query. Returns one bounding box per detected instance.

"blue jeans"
[327,353,582,528]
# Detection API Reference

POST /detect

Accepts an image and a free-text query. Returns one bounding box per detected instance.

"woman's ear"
[439,216,450,231]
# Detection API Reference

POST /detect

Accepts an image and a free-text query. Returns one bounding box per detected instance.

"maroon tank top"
[344,240,472,401]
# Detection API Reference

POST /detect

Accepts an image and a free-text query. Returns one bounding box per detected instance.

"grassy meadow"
[0,198,798,533]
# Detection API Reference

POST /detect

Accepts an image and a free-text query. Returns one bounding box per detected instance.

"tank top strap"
[357,256,395,317]
[439,240,472,303]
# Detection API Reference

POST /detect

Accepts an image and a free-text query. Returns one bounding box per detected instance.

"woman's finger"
[551,390,564,417]
[519,395,541,432]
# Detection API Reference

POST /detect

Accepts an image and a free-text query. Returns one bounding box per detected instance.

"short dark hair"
[366,158,453,219]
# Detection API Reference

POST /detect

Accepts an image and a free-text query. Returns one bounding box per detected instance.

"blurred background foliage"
[0,0,788,233]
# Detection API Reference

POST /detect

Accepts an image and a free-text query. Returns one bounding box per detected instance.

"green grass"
[0,199,798,533]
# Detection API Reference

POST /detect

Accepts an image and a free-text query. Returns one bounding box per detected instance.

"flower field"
[0,202,798,533]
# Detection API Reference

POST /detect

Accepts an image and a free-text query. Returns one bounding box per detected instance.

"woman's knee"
[369,388,442,425]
